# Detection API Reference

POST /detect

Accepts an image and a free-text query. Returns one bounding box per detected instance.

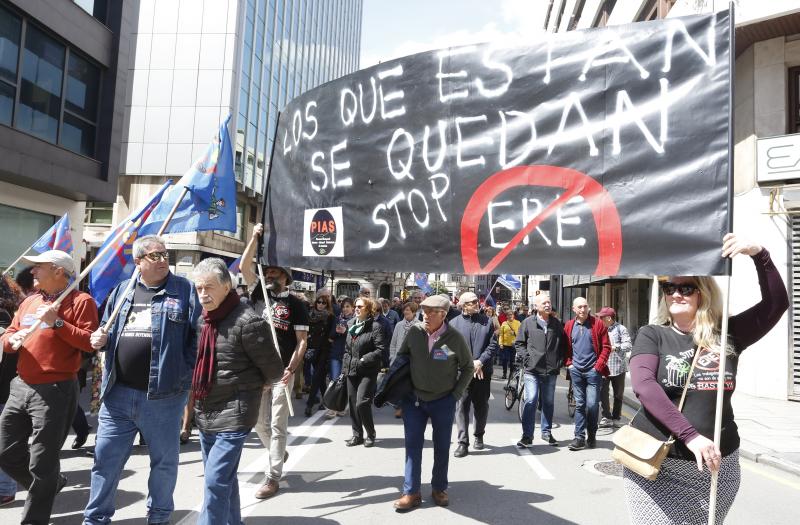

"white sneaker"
[325,409,336,419]
[599,417,613,428]
[337,411,346,416]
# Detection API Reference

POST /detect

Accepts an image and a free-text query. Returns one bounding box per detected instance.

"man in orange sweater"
[0,250,98,525]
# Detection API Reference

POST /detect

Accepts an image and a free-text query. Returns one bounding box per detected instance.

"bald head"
[572,297,589,322]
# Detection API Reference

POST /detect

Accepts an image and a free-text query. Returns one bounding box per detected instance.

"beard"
[265,278,283,292]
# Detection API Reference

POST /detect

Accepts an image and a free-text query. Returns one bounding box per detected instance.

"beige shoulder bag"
[611,346,700,480]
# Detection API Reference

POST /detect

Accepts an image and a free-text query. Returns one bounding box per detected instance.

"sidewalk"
[621,379,800,478]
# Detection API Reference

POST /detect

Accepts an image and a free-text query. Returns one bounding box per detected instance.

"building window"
[18,23,64,144]
[215,202,245,240]
[84,201,113,225]
[592,0,617,27]
[790,67,800,134]
[0,203,55,272]
[0,5,101,158]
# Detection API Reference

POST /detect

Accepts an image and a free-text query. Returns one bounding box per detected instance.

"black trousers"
[347,374,377,439]
[0,377,77,525]
[306,349,330,408]
[455,376,491,445]
[601,373,625,420]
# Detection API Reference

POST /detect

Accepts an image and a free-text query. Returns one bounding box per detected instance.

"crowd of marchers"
[0,226,787,525]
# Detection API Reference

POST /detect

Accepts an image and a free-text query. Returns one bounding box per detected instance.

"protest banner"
[262,11,732,277]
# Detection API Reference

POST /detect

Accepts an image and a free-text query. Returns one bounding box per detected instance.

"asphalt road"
[2,376,798,524]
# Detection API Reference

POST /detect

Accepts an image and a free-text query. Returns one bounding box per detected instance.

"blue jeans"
[520,373,557,439]
[329,357,342,381]
[401,393,457,495]
[569,367,602,439]
[198,430,249,525]
[0,404,16,497]
[84,384,187,524]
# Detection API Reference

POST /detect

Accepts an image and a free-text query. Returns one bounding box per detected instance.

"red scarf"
[192,291,241,400]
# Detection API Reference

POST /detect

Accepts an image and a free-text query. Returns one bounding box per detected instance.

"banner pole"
[256,113,294,416]
[2,239,42,276]
[101,186,190,332]
[710,6,735,524]
[257,263,294,417]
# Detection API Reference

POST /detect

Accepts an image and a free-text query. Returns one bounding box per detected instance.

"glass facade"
[235,0,363,194]
[0,2,101,157]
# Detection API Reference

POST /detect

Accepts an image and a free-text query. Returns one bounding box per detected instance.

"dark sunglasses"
[316,299,328,304]
[143,251,169,262]
[661,282,699,296]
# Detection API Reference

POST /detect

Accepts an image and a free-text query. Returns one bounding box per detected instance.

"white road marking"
[511,439,555,480]
[175,409,334,524]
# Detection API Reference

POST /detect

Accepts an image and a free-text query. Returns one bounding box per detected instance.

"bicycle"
[564,368,576,417]
[504,355,525,416]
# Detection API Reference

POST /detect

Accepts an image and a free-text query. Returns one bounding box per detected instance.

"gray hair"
[192,257,232,287]
[132,235,166,259]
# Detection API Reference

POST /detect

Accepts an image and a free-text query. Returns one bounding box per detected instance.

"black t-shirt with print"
[116,284,160,391]
[631,324,740,459]
[255,292,310,366]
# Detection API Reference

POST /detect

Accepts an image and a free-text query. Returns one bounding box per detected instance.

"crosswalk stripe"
[511,439,555,480]
[175,408,334,524]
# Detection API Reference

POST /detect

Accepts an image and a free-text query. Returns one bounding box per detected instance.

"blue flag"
[228,256,241,274]
[414,273,433,295]
[498,274,522,291]
[89,181,172,305]
[140,116,237,236]
[32,213,73,254]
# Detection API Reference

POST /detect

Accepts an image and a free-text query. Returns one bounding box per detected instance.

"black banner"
[263,11,731,276]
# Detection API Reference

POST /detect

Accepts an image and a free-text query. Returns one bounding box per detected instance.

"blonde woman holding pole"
[624,234,788,524]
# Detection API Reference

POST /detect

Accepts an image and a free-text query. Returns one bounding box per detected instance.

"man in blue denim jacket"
[83,235,200,525]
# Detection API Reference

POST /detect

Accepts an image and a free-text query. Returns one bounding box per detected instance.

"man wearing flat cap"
[240,223,309,499]
[393,294,474,512]
[596,307,631,429]
[0,250,99,524]
[449,291,497,457]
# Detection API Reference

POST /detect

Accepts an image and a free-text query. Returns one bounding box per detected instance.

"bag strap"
[634,345,702,445]
[675,345,702,412]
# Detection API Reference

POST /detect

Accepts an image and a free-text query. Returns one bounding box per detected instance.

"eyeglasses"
[143,251,169,262]
[316,300,328,305]
[661,282,699,296]
[422,308,445,316]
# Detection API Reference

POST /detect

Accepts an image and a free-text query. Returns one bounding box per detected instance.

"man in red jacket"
[0,250,98,524]
[563,297,610,451]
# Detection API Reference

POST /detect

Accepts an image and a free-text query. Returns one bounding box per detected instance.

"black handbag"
[322,373,348,412]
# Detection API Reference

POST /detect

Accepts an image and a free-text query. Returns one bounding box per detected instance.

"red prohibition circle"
[460,165,623,275]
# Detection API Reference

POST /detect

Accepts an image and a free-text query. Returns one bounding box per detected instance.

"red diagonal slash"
[461,165,622,275]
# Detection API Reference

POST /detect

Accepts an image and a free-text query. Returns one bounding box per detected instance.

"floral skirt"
[623,449,740,525]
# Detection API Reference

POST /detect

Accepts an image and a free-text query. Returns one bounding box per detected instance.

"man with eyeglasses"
[564,297,611,451]
[84,235,200,525]
[450,292,497,457]
[0,250,98,525]
[393,294,473,511]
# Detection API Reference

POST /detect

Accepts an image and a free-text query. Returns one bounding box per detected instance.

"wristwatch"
[53,318,64,329]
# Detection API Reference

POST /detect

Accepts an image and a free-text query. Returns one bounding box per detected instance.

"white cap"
[21,250,75,276]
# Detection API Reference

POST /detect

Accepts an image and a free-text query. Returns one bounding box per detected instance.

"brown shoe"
[431,490,449,507]
[393,493,421,512]
[254,479,279,499]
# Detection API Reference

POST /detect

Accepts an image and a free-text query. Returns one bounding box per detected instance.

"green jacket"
[397,323,475,401]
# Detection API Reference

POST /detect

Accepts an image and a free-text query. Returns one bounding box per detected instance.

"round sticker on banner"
[309,209,338,255]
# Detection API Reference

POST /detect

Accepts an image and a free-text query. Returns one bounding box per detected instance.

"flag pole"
[2,239,41,276]
[10,215,142,350]
[257,110,294,416]
[100,186,190,332]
